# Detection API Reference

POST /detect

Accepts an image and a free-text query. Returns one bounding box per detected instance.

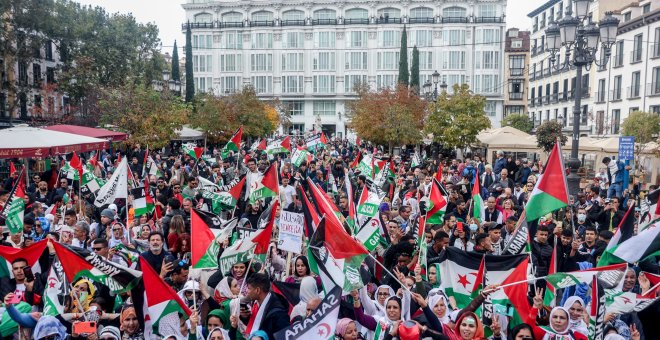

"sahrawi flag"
[1,168,26,234]
[221,126,243,158]
[140,256,192,337]
[266,136,292,154]
[52,241,142,293]
[311,216,369,292]
[94,157,128,208]
[291,148,313,167]
[191,209,221,269]
[604,289,660,315]
[589,275,607,340]
[201,176,245,213]
[249,163,279,203]
[426,178,449,224]
[274,286,341,340]
[472,170,485,222]
[599,219,660,266]
[306,132,327,153]
[438,247,529,324]
[525,141,568,222]
[356,184,380,225]
[502,212,531,255]
[640,188,660,226]
[0,239,47,279]
[43,257,70,316]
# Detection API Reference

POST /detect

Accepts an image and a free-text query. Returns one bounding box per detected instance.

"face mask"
[469,224,478,232]
[577,214,586,222]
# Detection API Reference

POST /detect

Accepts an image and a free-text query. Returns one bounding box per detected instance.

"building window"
[313,75,335,93]
[379,30,401,48]
[509,80,523,100]
[250,76,272,94]
[283,32,304,49]
[314,9,336,20]
[509,55,524,76]
[193,34,213,49]
[281,76,304,93]
[313,52,336,71]
[45,41,53,61]
[443,51,466,70]
[251,54,273,72]
[630,71,640,98]
[413,30,433,47]
[476,51,499,69]
[282,53,304,71]
[443,6,466,18]
[443,30,465,46]
[18,62,28,85]
[377,74,397,89]
[220,54,242,72]
[419,51,433,70]
[597,79,605,102]
[222,31,242,49]
[290,123,305,134]
[478,4,497,17]
[377,8,401,19]
[252,11,273,22]
[346,31,367,48]
[485,101,496,116]
[193,55,213,73]
[346,8,368,19]
[476,28,500,44]
[345,52,368,70]
[313,101,336,115]
[32,63,42,86]
[612,109,621,134]
[283,101,305,116]
[221,76,241,93]
[281,10,304,21]
[652,67,660,95]
[314,32,336,48]
[623,12,631,22]
[643,3,651,13]
[252,33,273,49]
[632,34,643,63]
[222,12,243,23]
[614,41,624,67]
[377,52,399,70]
[511,39,522,48]
[194,76,214,93]
[613,75,622,100]
[345,75,368,93]
[194,13,213,23]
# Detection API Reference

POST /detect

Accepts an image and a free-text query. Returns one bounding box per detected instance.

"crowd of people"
[0,136,658,340]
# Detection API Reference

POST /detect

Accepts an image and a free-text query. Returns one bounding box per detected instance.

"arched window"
[282,10,305,21]
[222,12,243,23]
[252,11,273,22]
[377,7,401,18]
[410,7,433,18]
[443,6,466,18]
[345,8,369,19]
[194,13,213,23]
[313,9,336,20]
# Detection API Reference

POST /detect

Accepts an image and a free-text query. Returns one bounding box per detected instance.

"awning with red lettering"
[0,125,109,159]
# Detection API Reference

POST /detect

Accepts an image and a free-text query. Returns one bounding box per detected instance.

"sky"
[74,0,547,53]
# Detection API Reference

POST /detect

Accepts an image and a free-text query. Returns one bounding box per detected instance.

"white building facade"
[592,0,660,135]
[181,0,508,138]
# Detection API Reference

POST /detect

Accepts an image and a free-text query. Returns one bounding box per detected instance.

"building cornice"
[617,9,660,34]
[527,0,561,18]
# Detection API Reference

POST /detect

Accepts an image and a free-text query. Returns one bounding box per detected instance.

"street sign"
[618,136,635,161]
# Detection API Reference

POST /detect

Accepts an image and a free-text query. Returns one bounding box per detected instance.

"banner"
[94,158,128,207]
[278,211,304,253]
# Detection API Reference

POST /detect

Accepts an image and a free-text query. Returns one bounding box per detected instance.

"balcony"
[612,55,624,68]
[652,44,660,58]
[509,92,524,100]
[409,17,435,23]
[551,93,559,103]
[537,96,543,105]
[627,86,641,99]
[313,18,338,25]
[281,19,306,26]
[594,92,606,103]
[646,82,660,96]
[250,20,275,27]
[630,49,643,64]
[377,17,402,24]
[182,22,214,30]
[544,95,550,104]
[343,18,369,25]
[441,17,468,23]
[220,21,244,28]
[475,17,503,23]
[610,89,622,101]
[529,98,536,107]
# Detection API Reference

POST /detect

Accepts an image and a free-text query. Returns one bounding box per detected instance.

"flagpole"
[496,274,547,289]
[191,276,198,311]
[239,254,255,295]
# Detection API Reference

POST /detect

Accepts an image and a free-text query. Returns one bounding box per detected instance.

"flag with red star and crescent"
[274,286,341,340]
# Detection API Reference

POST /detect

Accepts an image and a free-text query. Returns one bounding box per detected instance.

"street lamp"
[439,81,448,94]
[432,70,440,98]
[544,0,619,195]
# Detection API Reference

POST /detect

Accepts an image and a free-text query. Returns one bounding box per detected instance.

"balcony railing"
[250,20,275,27]
[475,17,503,23]
[653,44,660,58]
[627,86,641,99]
[630,49,643,63]
[281,19,305,26]
[313,18,338,25]
[409,17,435,23]
[646,82,660,96]
[551,93,559,103]
[441,17,468,23]
[182,22,214,29]
[529,98,536,107]
[594,92,606,103]
[612,54,624,68]
[377,17,402,24]
[343,18,369,24]
[610,89,622,101]
[509,92,524,100]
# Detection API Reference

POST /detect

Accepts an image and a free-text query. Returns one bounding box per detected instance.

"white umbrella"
[0,125,109,159]
[173,125,205,141]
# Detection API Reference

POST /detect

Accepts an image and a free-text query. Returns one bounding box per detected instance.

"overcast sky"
[74,0,547,53]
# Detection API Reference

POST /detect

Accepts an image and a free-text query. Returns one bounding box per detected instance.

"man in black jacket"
[0,258,45,306]
[246,273,290,340]
[531,225,553,297]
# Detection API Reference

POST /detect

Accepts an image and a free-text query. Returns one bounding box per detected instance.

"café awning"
[0,125,109,158]
[44,124,128,142]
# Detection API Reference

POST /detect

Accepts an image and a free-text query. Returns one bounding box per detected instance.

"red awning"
[44,124,128,142]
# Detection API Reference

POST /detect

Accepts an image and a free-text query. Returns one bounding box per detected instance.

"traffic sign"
[618,136,635,161]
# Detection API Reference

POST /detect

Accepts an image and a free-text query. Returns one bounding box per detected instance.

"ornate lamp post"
[544,0,619,195]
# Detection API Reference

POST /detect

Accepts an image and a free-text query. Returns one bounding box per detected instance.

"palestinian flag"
[417,216,429,278]
[1,168,26,234]
[543,240,558,306]
[435,161,443,182]
[272,281,301,313]
[266,136,292,154]
[299,186,321,274]
[546,263,627,290]
[306,178,343,227]
[0,239,47,279]
[356,185,380,225]
[311,217,368,292]
[427,178,449,224]
[597,204,637,266]
[249,163,279,203]
[344,172,357,232]
[191,209,221,269]
[113,244,141,267]
[472,170,484,222]
[69,152,84,182]
[250,138,267,152]
[471,255,485,301]
[598,220,660,266]
[140,256,192,337]
[194,208,229,229]
[502,211,531,255]
[132,187,153,217]
[9,161,17,176]
[251,200,279,255]
[349,151,361,170]
[306,132,327,153]
[274,286,341,340]
[43,257,69,316]
[525,142,568,222]
[589,275,606,340]
[356,154,383,177]
[52,241,142,293]
[221,127,243,158]
[291,148,313,167]
[640,188,660,225]
[438,247,528,324]
[183,144,203,159]
[411,152,422,168]
[201,176,245,213]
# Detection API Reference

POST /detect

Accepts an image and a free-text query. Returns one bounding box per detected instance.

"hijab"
[249,330,270,340]
[214,277,236,303]
[336,318,354,338]
[547,307,571,335]
[454,311,485,340]
[33,316,67,340]
[207,327,230,340]
[428,293,451,324]
[72,279,96,312]
[562,297,588,335]
[375,285,396,310]
[291,276,319,321]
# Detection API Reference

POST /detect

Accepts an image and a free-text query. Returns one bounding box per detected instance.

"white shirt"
[279,185,296,207]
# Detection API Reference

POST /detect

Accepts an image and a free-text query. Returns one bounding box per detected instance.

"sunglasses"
[113,228,122,232]
[377,292,390,296]
[93,247,104,251]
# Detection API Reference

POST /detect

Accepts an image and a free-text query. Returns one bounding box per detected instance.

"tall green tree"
[502,113,534,133]
[410,46,420,91]
[425,84,491,151]
[622,111,660,158]
[535,120,567,153]
[171,40,180,82]
[398,25,409,86]
[185,23,194,102]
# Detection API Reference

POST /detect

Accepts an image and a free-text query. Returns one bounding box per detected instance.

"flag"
[201,176,245,213]
[80,167,106,198]
[113,244,141,267]
[344,172,357,232]
[249,163,279,203]
[525,142,568,222]
[597,204,637,266]
[546,263,628,290]
[417,216,429,278]
[94,158,128,207]
[355,216,384,252]
[198,176,221,193]
[299,186,320,274]
[9,161,17,176]
[218,236,258,275]
[140,257,192,337]
[291,148,313,167]
[356,185,381,225]
[132,187,151,217]
[43,257,69,316]
[69,152,84,182]
[251,200,279,255]
[251,138,267,152]
[274,286,341,340]
[183,143,203,159]
[221,127,243,158]
[502,212,531,255]
[427,178,449,224]
[191,209,221,269]
[266,136,292,154]
[306,178,343,227]
[598,220,660,266]
[52,241,142,293]
[641,188,660,225]
[472,170,484,222]
[435,162,443,182]
[311,217,368,292]
[146,156,162,178]
[306,132,327,153]
[0,239,47,279]
[349,151,361,170]
[1,168,26,234]
[438,247,528,324]
[543,240,558,306]
[411,152,422,168]
[589,275,606,340]
[272,281,301,313]
[605,289,660,314]
[356,154,381,177]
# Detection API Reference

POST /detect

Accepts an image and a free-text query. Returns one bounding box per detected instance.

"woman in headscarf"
[290,276,320,321]
[207,327,231,340]
[65,279,96,314]
[507,324,535,340]
[120,305,144,339]
[427,264,441,289]
[358,284,396,319]
[248,330,269,340]
[563,297,588,335]
[33,316,68,340]
[178,280,204,309]
[335,318,365,340]
[230,261,249,296]
[210,277,242,333]
[352,290,420,340]
[453,312,485,340]
[528,289,587,340]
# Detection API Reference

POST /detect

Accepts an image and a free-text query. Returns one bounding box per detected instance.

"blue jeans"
[607,182,622,199]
